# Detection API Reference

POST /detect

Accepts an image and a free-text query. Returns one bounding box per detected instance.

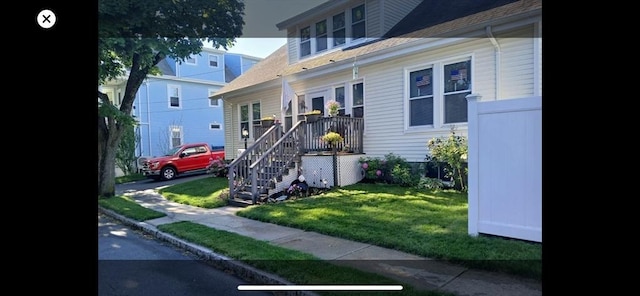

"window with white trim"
[208,89,219,107]
[407,57,471,128]
[352,82,364,118]
[297,3,366,59]
[185,55,196,65]
[300,26,311,58]
[252,102,261,130]
[240,104,249,140]
[208,54,219,68]
[351,4,365,40]
[168,85,181,108]
[316,20,327,52]
[334,86,346,116]
[170,125,183,148]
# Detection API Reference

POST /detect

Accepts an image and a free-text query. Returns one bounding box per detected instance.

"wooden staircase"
[227,121,303,206]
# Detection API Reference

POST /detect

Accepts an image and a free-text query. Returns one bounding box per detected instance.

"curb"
[98,206,319,296]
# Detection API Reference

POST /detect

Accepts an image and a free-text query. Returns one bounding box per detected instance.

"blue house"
[101,47,262,159]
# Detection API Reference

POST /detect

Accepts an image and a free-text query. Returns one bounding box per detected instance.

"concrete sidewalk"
[99,189,542,296]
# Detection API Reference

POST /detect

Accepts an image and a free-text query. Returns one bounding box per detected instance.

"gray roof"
[214,0,540,97]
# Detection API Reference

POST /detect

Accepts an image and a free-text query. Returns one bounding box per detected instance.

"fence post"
[466,93,481,237]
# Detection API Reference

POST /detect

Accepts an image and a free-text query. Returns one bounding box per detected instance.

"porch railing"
[302,116,364,154]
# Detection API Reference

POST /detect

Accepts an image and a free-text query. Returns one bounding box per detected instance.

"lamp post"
[242,128,248,149]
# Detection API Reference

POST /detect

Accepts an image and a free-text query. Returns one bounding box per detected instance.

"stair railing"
[248,120,304,203]
[227,124,282,200]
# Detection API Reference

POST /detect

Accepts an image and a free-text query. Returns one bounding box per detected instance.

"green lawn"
[158,176,229,208]
[236,183,542,279]
[98,195,166,221]
[158,221,453,296]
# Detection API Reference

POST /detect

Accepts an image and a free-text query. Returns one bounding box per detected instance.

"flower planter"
[261,119,274,127]
[304,113,321,123]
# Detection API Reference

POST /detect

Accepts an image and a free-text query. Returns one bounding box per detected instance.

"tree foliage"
[98,0,245,197]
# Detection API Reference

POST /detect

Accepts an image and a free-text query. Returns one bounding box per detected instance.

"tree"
[98,0,245,197]
[115,123,139,176]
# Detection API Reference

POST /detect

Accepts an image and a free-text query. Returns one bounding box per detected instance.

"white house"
[211,0,541,213]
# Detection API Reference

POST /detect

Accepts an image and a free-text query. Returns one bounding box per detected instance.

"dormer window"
[298,3,366,59]
[316,20,327,52]
[300,26,311,58]
[332,12,346,47]
[351,4,365,40]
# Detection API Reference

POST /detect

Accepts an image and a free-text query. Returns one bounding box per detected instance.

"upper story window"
[185,55,196,65]
[351,4,365,40]
[316,20,327,52]
[298,3,366,59]
[168,85,181,108]
[209,54,219,68]
[332,12,346,47]
[300,26,311,58]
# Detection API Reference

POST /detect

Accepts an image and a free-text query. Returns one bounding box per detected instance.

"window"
[316,20,327,52]
[298,4,366,59]
[209,123,221,130]
[240,104,249,139]
[252,102,261,128]
[352,82,364,118]
[335,86,346,116]
[284,100,293,132]
[443,60,471,124]
[185,55,196,65]
[209,54,218,67]
[407,57,471,128]
[351,4,365,40]
[170,125,183,148]
[332,12,345,47]
[168,85,181,108]
[409,68,434,126]
[208,89,219,107]
[300,26,311,58]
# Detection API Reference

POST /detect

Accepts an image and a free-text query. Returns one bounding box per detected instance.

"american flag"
[451,69,467,81]
[415,75,430,87]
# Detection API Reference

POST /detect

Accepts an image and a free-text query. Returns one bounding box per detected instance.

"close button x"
[37,9,56,29]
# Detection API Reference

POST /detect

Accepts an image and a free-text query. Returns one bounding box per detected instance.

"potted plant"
[321,131,343,148]
[303,109,322,122]
[261,116,275,127]
[325,100,341,117]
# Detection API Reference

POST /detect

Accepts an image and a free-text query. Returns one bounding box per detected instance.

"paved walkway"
[99,189,542,296]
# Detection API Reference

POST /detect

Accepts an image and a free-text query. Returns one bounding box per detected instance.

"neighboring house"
[211,0,541,205]
[101,47,262,161]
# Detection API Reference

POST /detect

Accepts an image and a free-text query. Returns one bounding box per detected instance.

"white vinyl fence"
[466,95,542,242]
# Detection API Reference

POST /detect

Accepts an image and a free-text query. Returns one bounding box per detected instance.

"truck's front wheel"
[160,167,177,180]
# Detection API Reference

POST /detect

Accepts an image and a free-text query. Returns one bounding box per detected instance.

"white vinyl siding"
[497,27,535,99]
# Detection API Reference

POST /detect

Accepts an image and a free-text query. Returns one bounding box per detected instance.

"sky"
[214,0,329,58]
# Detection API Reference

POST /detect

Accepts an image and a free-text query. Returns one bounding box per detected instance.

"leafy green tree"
[98,0,245,197]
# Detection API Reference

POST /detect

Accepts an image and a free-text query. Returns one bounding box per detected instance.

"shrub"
[358,153,418,186]
[426,127,468,192]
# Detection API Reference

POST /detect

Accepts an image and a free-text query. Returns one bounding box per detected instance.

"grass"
[159,221,454,296]
[158,176,229,208]
[98,195,166,221]
[236,183,542,279]
[115,173,147,184]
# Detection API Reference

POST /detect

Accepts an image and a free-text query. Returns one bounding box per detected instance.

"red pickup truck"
[141,143,225,181]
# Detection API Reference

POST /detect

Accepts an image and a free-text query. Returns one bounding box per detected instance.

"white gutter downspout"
[486,26,501,100]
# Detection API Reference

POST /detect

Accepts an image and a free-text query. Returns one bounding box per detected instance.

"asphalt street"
[98,213,272,296]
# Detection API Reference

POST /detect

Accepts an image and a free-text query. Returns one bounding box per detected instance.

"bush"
[426,128,468,192]
[358,153,419,186]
